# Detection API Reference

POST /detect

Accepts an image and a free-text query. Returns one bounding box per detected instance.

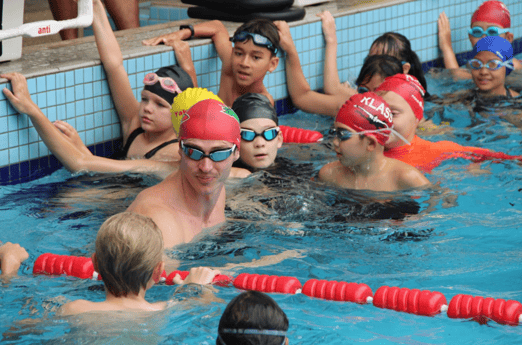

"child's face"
[357,73,385,93]
[139,90,174,133]
[232,40,278,87]
[239,118,282,169]
[332,123,367,167]
[469,21,512,46]
[470,51,507,96]
[377,91,419,149]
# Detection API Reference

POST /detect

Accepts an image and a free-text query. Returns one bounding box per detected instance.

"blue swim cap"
[472,36,514,75]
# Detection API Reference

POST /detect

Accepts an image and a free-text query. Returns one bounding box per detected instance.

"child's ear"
[152,261,165,283]
[276,130,283,149]
[268,56,279,73]
[402,62,411,74]
[366,136,378,152]
[91,253,99,273]
[505,32,514,43]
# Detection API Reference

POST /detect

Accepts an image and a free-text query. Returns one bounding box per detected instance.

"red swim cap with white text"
[375,74,425,121]
[336,92,393,146]
[471,1,510,28]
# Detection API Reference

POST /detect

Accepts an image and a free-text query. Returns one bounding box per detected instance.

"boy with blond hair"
[59,212,219,315]
[143,19,280,107]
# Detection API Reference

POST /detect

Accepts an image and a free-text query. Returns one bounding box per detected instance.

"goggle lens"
[469,26,509,38]
[181,142,235,162]
[240,128,279,142]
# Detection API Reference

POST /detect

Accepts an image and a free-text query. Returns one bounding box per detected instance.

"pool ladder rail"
[33,253,522,326]
[0,0,93,41]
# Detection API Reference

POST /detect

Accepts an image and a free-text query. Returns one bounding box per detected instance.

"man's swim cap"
[179,99,241,148]
[231,93,278,125]
[144,65,194,105]
[471,1,510,28]
[375,74,425,121]
[336,92,393,146]
[171,88,224,133]
[471,36,514,75]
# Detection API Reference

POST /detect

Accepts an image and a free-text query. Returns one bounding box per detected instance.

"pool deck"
[1,0,410,79]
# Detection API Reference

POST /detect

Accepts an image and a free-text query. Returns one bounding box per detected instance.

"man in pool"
[143,19,280,107]
[126,98,242,247]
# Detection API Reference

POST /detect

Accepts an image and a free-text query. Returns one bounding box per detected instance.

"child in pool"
[275,20,403,117]
[317,11,429,100]
[375,74,521,172]
[59,212,220,315]
[143,19,280,107]
[438,0,521,72]
[319,92,430,191]
[217,290,289,345]
[232,93,283,171]
[468,36,518,98]
[0,242,28,278]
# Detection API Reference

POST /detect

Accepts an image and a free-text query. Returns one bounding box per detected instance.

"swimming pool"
[1,70,522,344]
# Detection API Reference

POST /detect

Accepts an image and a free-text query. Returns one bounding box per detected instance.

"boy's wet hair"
[217,291,289,345]
[355,55,403,87]
[95,212,163,297]
[234,19,280,56]
[369,32,429,97]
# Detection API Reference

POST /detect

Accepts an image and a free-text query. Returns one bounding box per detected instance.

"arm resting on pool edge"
[274,21,346,118]
[0,242,29,277]
[1,73,177,179]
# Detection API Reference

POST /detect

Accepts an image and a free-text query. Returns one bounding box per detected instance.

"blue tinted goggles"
[468,59,513,71]
[329,128,358,141]
[180,141,236,162]
[357,86,369,94]
[231,31,278,54]
[240,127,279,142]
[468,26,509,38]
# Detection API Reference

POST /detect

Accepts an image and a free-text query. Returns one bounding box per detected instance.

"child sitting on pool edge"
[59,212,220,315]
[468,36,518,98]
[319,92,430,191]
[438,0,521,71]
[143,18,280,107]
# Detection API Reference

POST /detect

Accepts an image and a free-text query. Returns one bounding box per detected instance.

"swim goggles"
[357,86,370,94]
[468,26,510,38]
[329,127,411,146]
[240,127,280,142]
[231,31,278,54]
[217,329,287,345]
[180,141,236,162]
[143,73,182,94]
[467,59,514,71]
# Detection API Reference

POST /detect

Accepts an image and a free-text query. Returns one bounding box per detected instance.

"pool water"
[1,71,522,344]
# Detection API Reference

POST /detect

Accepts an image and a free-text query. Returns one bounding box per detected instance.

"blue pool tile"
[75,85,84,100]
[101,80,110,95]
[102,95,112,111]
[84,67,93,83]
[46,74,56,91]
[127,58,137,74]
[66,87,75,103]
[159,7,169,21]
[29,143,38,160]
[145,55,153,70]
[102,110,112,126]
[150,7,158,19]
[137,57,145,72]
[0,133,7,150]
[95,128,103,143]
[103,126,112,141]
[76,100,85,116]
[56,89,65,104]
[37,93,47,108]
[36,76,46,93]
[66,103,75,119]
[84,83,93,99]
[75,69,84,84]
[0,116,6,134]
[65,71,75,87]
[8,131,18,146]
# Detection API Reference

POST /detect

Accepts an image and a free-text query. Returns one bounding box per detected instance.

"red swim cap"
[471,1,510,28]
[375,74,425,121]
[179,99,241,148]
[336,92,393,146]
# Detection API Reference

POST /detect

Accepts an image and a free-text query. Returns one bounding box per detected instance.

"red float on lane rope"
[302,279,373,304]
[448,294,522,325]
[33,253,94,279]
[279,125,323,143]
[373,286,447,316]
[233,273,301,294]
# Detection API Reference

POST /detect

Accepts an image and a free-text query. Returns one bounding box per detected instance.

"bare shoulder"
[230,167,251,178]
[59,299,97,316]
[392,159,430,189]
[318,161,342,183]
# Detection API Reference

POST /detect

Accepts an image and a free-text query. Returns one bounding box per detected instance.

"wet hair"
[217,291,289,345]
[95,212,164,297]
[355,55,403,87]
[369,32,429,96]
[234,19,280,56]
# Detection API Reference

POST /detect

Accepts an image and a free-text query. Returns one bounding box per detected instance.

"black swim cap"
[232,93,278,125]
[144,64,194,105]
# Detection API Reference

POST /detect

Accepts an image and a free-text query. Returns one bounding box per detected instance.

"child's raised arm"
[438,12,459,69]
[275,20,346,117]
[319,11,356,99]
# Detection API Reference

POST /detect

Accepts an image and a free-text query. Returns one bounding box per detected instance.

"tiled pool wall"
[0,0,521,184]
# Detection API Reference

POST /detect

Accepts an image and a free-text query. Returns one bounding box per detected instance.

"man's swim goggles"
[467,59,514,71]
[468,26,509,38]
[231,31,278,54]
[143,73,183,94]
[240,127,280,142]
[180,141,236,162]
